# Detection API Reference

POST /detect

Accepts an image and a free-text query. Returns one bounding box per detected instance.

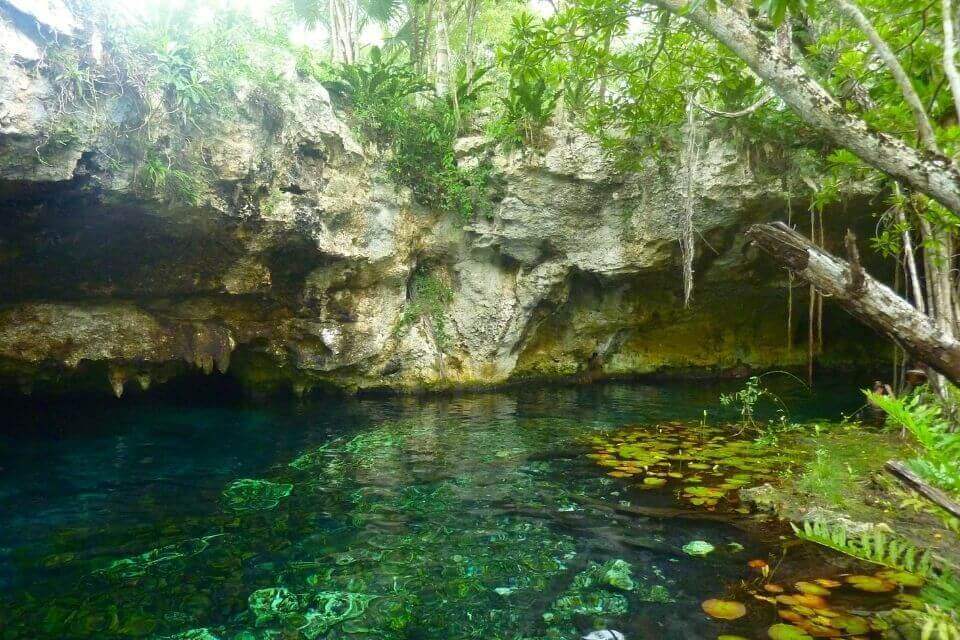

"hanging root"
[680,94,699,307]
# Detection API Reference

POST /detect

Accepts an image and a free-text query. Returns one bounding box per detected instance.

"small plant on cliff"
[136,151,206,207]
[399,272,455,360]
[327,49,493,223]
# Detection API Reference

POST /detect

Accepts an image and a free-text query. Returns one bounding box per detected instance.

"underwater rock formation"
[0,1,887,395]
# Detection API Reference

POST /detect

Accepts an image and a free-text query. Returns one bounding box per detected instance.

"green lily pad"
[767,624,813,640]
[845,575,896,593]
[876,570,924,587]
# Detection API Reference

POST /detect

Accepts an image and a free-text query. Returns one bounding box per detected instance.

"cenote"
[4,0,960,637]
[0,377,927,639]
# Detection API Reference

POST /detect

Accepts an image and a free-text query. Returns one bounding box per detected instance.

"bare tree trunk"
[681,93,698,307]
[329,0,356,65]
[434,0,452,96]
[464,0,478,78]
[747,222,960,384]
[943,0,960,121]
[645,0,960,215]
[896,203,926,314]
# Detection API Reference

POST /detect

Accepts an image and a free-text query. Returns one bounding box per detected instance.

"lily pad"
[767,623,813,640]
[875,570,924,587]
[702,599,747,620]
[845,575,896,593]
[813,579,842,588]
[795,581,831,596]
[643,477,667,487]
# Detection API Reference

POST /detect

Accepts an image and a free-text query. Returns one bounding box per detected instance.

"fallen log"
[746,222,960,385]
[885,460,960,519]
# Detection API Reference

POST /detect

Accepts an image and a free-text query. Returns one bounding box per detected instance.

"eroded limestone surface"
[0,1,884,395]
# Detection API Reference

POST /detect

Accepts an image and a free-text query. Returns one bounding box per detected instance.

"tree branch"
[693,91,774,118]
[942,0,960,122]
[641,0,960,215]
[833,0,939,152]
[747,222,960,384]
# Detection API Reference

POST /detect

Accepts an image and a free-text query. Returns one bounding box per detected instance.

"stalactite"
[108,366,126,399]
[680,94,699,308]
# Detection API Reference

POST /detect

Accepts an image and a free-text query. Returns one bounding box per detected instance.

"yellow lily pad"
[768,624,813,640]
[876,570,924,587]
[795,581,831,596]
[845,575,895,593]
[702,599,747,620]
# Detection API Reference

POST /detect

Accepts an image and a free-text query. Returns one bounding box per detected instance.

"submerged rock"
[582,632,625,640]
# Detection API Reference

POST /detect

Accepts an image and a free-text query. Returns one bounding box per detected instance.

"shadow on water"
[0,375,893,639]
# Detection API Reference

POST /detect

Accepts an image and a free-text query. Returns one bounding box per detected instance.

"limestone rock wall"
[0,1,885,396]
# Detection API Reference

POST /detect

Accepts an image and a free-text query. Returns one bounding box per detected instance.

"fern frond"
[793,519,936,577]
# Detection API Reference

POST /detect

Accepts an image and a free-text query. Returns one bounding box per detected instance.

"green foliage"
[400,272,454,351]
[327,48,492,222]
[449,65,494,113]
[792,519,935,577]
[326,46,431,114]
[492,12,561,146]
[866,389,960,495]
[719,374,797,438]
[136,152,206,207]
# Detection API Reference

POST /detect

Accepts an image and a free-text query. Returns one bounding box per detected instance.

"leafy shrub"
[328,49,493,222]
[136,151,206,206]
[491,71,559,147]
[866,388,960,495]
[326,46,431,124]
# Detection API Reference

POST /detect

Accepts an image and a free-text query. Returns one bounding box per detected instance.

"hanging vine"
[680,93,700,308]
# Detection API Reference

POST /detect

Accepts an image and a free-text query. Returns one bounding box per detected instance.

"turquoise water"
[0,378,887,639]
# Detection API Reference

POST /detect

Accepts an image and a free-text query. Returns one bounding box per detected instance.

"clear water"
[0,377,891,639]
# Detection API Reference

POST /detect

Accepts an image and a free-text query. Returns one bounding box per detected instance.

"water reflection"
[0,377,879,639]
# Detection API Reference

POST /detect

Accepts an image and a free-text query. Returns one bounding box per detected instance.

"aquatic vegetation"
[248,587,301,625]
[222,479,293,512]
[541,559,636,636]
[573,559,636,591]
[701,599,747,620]
[2,407,932,640]
[161,630,221,640]
[583,421,792,511]
[682,540,715,557]
[94,535,222,581]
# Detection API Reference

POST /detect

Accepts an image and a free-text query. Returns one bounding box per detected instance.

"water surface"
[0,377,893,639]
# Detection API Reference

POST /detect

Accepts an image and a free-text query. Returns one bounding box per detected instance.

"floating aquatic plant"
[701,598,747,620]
